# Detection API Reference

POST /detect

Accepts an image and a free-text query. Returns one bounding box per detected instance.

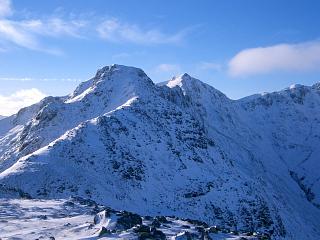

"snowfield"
[0,64,319,239]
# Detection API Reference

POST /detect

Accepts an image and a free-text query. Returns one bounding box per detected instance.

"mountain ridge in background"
[0,64,319,239]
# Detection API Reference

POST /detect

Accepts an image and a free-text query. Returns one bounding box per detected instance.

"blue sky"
[1,0,320,115]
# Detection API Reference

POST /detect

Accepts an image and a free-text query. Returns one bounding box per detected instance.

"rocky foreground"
[0,197,269,240]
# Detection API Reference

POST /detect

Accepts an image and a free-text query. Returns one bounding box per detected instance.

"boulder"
[116,211,142,230]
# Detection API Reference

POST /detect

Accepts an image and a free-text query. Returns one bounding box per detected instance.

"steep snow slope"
[238,83,320,207]
[0,65,154,173]
[0,65,319,239]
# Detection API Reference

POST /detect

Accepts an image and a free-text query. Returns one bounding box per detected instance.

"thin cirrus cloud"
[0,0,86,54]
[0,0,192,54]
[0,0,12,18]
[228,41,320,77]
[0,18,86,54]
[0,88,46,116]
[97,19,188,45]
[20,18,87,38]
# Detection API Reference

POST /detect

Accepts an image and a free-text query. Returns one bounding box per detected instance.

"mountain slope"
[0,65,154,172]
[0,64,319,239]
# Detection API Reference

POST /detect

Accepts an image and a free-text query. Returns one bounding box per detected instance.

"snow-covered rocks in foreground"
[0,64,320,239]
[0,197,265,240]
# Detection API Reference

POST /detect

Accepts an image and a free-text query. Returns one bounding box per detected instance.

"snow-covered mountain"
[0,64,319,239]
[0,115,6,120]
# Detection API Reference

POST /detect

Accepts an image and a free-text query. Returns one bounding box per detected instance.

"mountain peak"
[166,73,195,89]
[93,64,151,84]
[69,64,154,103]
[165,73,228,101]
[181,73,192,79]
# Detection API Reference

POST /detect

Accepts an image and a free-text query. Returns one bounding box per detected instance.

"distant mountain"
[0,64,319,239]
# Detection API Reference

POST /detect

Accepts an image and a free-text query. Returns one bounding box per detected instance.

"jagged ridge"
[0,64,319,239]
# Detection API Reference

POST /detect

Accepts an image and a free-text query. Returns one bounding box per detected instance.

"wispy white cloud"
[197,61,222,71]
[22,18,86,38]
[0,0,87,54]
[0,19,40,50]
[0,18,86,54]
[0,0,12,18]
[0,1,193,53]
[97,18,188,45]
[0,88,46,116]
[228,41,320,77]
[0,77,33,81]
[155,63,181,73]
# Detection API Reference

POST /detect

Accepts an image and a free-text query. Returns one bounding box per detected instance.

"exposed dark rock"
[150,228,166,240]
[133,224,150,233]
[151,218,161,228]
[207,226,220,233]
[155,216,170,223]
[175,231,199,240]
[116,211,142,230]
[98,226,111,237]
[183,218,208,228]
[144,215,153,221]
